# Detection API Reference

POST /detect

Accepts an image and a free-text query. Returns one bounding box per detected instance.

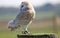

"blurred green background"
[0,3,60,38]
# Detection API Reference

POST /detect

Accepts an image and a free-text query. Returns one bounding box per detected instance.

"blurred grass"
[0,26,60,38]
[0,12,60,38]
[0,21,60,38]
[0,14,16,21]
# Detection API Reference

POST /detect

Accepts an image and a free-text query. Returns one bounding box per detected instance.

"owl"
[8,1,35,34]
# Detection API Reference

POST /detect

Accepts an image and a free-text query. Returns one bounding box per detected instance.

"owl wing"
[15,12,25,20]
[15,10,35,22]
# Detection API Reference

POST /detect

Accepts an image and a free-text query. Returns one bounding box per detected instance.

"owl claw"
[22,31,30,34]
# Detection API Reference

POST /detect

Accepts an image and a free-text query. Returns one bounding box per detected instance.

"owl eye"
[21,5,24,7]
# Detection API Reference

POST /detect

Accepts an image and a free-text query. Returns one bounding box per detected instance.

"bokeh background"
[0,0,60,38]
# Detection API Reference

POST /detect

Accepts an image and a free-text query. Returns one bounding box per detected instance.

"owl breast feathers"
[15,2,35,25]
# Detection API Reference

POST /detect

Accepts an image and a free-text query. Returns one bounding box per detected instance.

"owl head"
[20,1,33,11]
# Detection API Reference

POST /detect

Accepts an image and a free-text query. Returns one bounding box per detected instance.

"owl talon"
[22,31,30,34]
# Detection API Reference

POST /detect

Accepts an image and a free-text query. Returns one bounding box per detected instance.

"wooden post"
[17,34,58,38]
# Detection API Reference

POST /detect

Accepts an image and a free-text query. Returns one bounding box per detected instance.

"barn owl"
[8,1,35,34]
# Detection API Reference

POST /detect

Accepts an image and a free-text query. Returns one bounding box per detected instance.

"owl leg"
[22,21,32,34]
[20,25,30,34]
[22,27,30,34]
[21,21,32,34]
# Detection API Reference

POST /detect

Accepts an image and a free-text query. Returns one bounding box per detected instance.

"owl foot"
[22,30,30,34]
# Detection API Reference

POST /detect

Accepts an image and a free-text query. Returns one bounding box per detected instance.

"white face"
[21,2,28,7]
[20,1,30,10]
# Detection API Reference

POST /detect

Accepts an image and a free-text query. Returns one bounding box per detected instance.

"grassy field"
[0,19,60,38]
[0,12,60,38]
